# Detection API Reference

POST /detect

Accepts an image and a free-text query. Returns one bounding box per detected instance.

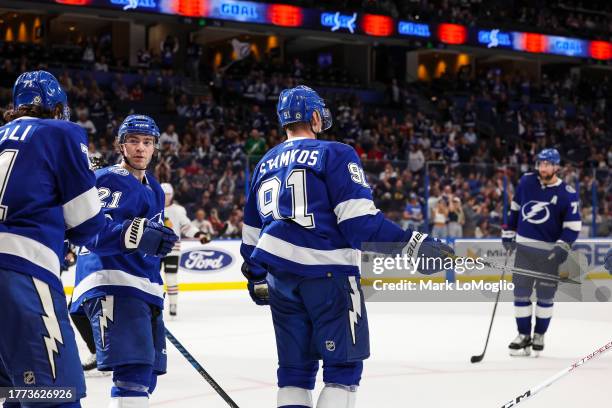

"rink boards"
[62,238,611,295]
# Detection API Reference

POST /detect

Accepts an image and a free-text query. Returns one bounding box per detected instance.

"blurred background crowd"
[0,0,610,241]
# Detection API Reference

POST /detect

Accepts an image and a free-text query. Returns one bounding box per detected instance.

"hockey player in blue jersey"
[70,114,178,408]
[502,148,581,356]
[0,71,173,407]
[0,70,103,408]
[240,85,454,408]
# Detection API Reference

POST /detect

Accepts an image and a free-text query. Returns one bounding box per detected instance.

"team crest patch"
[23,371,35,385]
[566,185,576,193]
[109,166,129,176]
[325,340,336,352]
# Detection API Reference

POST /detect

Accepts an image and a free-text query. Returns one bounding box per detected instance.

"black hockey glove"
[195,231,212,244]
[501,226,516,253]
[547,241,570,268]
[241,262,269,306]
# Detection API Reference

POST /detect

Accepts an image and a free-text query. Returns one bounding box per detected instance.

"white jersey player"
[161,183,211,316]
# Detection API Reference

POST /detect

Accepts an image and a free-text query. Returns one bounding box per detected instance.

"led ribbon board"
[38,0,612,60]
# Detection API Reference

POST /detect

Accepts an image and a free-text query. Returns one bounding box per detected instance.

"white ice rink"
[75,290,612,408]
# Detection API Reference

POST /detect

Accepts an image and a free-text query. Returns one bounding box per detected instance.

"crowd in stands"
[1,37,610,241]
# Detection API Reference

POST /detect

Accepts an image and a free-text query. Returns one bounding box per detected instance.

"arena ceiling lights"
[45,0,612,61]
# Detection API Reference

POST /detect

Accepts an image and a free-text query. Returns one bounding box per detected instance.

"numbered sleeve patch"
[347,162,369,188]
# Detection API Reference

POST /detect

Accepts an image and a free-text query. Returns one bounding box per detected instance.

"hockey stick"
[483,258,580,285]
[164,328,240,408]
[441,251,580,285]
[499,339,612,407]
[470,252,510,364]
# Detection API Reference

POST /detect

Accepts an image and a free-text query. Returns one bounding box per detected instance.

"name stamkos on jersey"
[259,148,320,175]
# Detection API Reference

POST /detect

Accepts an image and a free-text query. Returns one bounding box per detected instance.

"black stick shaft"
[165,327,240,408]
[471,253,510,363]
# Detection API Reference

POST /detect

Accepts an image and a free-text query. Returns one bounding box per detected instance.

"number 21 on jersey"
[258,169,315,228]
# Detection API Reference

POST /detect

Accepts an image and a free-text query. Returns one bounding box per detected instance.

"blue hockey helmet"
[117,114,160,148]
[277,85,332,132]
[13,70,70,120]
[536,148,561,166]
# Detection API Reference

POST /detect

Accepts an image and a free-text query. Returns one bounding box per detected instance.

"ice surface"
[76,291,612,407]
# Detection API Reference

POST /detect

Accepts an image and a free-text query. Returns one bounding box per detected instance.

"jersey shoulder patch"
[565,184,576,194]
[108,166,129,176]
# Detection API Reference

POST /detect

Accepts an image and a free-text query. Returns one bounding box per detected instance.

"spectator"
[408,142,425,173]
[191,208,215,236]
[160,35,179,71]
[245,129,266,159]
[160,124,180,151]
[402,193,423,231]
[76,112,96,136]
[208,208,228,237]
[447,196,464,238]
[94,56,109,72]
[475,218,491,238]
[431,198,449,239]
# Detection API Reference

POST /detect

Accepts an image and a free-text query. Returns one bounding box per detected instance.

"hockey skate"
[509,334,532,356]
[532,333,544,357]
[82,353,110,377]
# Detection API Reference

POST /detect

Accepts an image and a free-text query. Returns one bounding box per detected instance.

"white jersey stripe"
[510,201,520,211]
[72,269,165,301]
[242,223,261,246]
[562,221,582,231]
[257,233,359,266]
[0,232,60,277]
[63,187,101,229]
[334,198,379,224]
[516,233,555,250]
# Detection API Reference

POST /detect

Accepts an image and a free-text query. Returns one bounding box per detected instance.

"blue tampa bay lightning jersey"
[508,172,581,245]
[71,165,165,311]
[241,138,413,279]
[0,116,104,294]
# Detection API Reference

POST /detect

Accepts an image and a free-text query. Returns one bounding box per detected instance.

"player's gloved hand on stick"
[402,231,454,275]
[547,241,570,267]
[121,217,178,257]
[241,262,269,306]
[501,226,516,253]
[195,231,212,244]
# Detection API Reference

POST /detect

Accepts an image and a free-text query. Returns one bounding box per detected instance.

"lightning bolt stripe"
[32,277,64,381]
[348,276,362,345]
[100,296,114,348]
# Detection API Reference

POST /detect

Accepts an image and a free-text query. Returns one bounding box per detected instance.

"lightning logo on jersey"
[33,278,64,380]
[99,296,114,348]
[522,201,551,224]
[508,173,581,245]
[348,276,362,345]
